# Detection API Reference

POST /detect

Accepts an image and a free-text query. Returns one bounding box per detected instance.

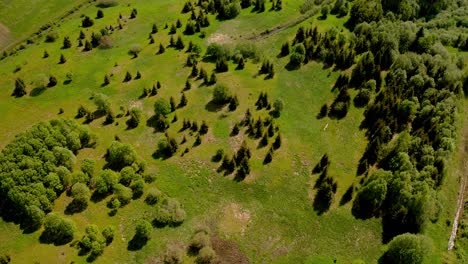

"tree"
[129,44,142,58]
[352,170,389,219]
[273,133,281,150]
[48,75,57,87]
[379,233,431,264]
[106,141,138,170]
[101,225,115,245]
[41,214,76,245]
[135,71,141,80]
[212,83,231,105]
[134,219,152,241]
[158,43,165,54]
[82,16,94,27]
[229,96,239,111]
[127,108,142,128]
[96,9,104,19]
[81,159,95,176]
[175,35,185,50]
[197,246,216,264]
[43,50,49,58]
[84,40,93,51]
[59,54,66,64]
[348,0,383,29]
[12,78,26,97]
[237,57,245,70]
[272,99,284,117]
[130,8,137,19]
[145,187,162,205]
[179,93,188,108]
[124,71,132,82]
[154,98,171,117]
[151,23,158,34]
[93,93,110,113]
[62,36,72,49]
[280,42,290,57]
[69,182,91,212]
[103,74,110,86]
[320,5,330,19]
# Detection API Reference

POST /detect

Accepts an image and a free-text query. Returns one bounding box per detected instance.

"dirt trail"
[247,10,316,41]
[448,104,468,251]
[0,23,11,50]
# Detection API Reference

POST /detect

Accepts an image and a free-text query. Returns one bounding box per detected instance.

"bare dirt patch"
[0,23,11,50]
[211,236,250,264]
[219,203,251,236]
[207,33,233,45]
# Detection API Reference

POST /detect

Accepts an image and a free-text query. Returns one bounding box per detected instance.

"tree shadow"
[65,200,87,215]
[285,61,300,71]
[312,187,333,215]
[205,100,225,112]
[127,236,148,251]
[339,185,354,206]
[39,230,73,246]
[30,87,46,97]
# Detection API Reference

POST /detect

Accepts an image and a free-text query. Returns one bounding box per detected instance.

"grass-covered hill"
[0,0,467,263]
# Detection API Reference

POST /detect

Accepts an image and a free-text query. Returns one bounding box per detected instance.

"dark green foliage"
[130,8,137,19]
[82,16,94,27]
[169,24,177,34]
[62,36,72,49]
[157,136,178,158]
[0,120,91,228]
[209,72,217,84]
[212,83,231,105]
[45,31,59,42]
[106,141,138,171]
[135,71,141,80]
[94,170,119,195]
[48,75,57,87]
[231,124,240,136]
[153,198,186,226]
[43,50,49,58]
[379,233,431,264]
[352,170,390,219]
[145,187,162,205]
[348,0,383,29]
[263,149,273,164]
[272,133,281,150]
[313,168,337,215]
[59,54,66,64]
[228,96,239,111]
[151,23,158,34]
[179,93,188,108]
[96,9,104,19]
[67,183,90,213]
[280,42,290,57]
[40,214,76,245]
[212,149,224,162]
[127,108,142,128]
[170,97,176,112]
[199,121,209,135]
[103,74,110,86]
[215,58,229,72]
[123,71,132,82]
[101,225,115,245]
[175,35,185,50]
[158,43,165,54]
[12,78,26,97]
[84,40,93,51]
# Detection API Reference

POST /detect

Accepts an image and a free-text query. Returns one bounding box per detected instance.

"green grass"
[0,0,462,263]
[0,0,89,50]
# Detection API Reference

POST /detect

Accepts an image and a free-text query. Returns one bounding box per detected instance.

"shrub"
[45,31,59,42]
[212,83,231,105]
[82,16,94,28]
[380,233,431,264]
[145,187,162,205]
[41,214,76,245]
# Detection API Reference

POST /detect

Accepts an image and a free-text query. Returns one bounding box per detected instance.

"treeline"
[281,0,466,246]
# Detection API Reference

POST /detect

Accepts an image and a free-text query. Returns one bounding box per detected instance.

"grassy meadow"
[0,0,464,263]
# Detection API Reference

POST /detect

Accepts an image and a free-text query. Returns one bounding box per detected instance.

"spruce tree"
[123,71,132,82]
[158,43,165,54]
[12,78,27,97]
[63,36,72,49]
[59,54,67,64]
[152,23,158,34]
